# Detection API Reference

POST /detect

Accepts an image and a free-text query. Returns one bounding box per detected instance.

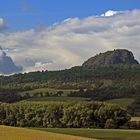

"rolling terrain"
[0,49,140,140]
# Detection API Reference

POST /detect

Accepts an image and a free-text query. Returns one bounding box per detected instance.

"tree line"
[128,97,140,116]
[0,64,140,89]
[68,86,140,100]
[0,101,130,128]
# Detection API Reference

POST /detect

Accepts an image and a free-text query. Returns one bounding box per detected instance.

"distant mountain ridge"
[82,49,139,68]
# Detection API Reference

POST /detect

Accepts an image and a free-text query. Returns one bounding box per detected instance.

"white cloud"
[24,62,48,73]
[0,9,140,73]
[101,10,123,17]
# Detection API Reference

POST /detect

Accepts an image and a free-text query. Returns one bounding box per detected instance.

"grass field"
[26,96,89,102]
[37,128,140,140]
[0,126,95,140]
[106,98,135,109]
[1,126,140,140]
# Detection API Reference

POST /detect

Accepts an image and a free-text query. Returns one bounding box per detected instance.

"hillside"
[0,49,139,87]
[0,49,139,105]
[0,49,140,130]
[82,49,139,68]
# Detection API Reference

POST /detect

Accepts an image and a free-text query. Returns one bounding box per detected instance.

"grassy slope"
[0,126,95,140]
[105,98,135,109]
[26,96,89,102]
[38,128,140,140]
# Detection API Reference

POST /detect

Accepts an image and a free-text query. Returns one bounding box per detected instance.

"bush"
[105,119,117,129]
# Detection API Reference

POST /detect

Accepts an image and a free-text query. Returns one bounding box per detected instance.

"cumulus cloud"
[24,62,50,73]
[0,9,140,73]
[101,10,124,17]
[0,47,22,74]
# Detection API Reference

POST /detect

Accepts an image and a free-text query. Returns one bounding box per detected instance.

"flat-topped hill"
[82,49,139,68]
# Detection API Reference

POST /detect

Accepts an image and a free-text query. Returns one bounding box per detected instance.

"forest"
[0,101,130,128]
[0,64,139,124]
[0,65,140,86]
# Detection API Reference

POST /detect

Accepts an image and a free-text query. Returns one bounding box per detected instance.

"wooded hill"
[0,49,140,103]
[0,49,140,129]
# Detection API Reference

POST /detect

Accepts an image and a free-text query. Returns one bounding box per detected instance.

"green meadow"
[37,128,140,140]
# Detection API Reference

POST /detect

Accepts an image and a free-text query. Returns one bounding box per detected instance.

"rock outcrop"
[82,49,139,68]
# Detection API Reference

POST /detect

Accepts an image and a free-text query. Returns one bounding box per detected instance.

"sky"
[0,0,140,30]
[0,0,140,74]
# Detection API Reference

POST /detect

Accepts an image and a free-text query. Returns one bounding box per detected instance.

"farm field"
[0,126,95,140]
[38,128,140,140]
[106,98,135,109]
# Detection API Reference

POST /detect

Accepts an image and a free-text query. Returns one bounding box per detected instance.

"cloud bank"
[0,47,22,74]
[0,9,140,73]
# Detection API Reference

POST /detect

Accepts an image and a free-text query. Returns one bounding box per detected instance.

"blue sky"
[1,0,140,30]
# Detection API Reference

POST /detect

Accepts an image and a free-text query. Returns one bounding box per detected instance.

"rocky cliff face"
[82,49,139,68]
